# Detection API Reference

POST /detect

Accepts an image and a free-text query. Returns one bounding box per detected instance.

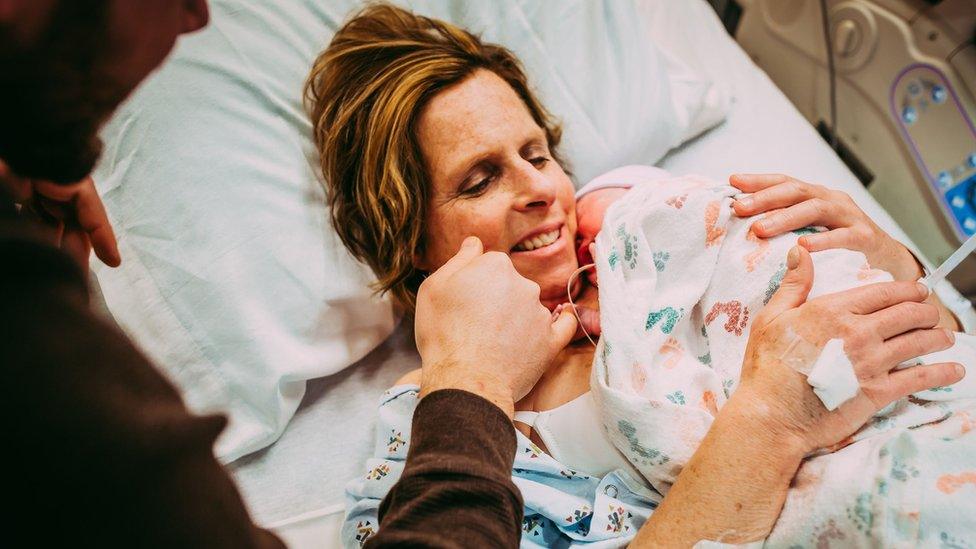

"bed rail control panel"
[892,64,976,241]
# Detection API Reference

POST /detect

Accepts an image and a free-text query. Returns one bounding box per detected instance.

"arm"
[1,213,283,548]
[633,397,804,546]
[633,246,964,547]
[366,237,578,547]
[366,390,524,548]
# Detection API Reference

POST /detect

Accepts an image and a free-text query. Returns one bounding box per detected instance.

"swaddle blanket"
[592,174,976,547]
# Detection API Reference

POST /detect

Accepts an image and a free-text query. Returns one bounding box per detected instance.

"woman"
[306,5,967,546]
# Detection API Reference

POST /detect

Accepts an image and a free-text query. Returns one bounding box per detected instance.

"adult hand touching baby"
[730,173,961,330]
[414,236,579,418]
[637,245,965,547]
[730,173,921,281]
[736,245,963,454]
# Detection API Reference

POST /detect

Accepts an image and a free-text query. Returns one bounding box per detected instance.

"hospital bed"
[87,0,973,547]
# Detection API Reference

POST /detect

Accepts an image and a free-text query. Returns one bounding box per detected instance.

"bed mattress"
[229,5,933,548]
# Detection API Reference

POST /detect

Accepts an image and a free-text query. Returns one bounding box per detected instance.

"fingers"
[72,178,120,267]
[796,227,856,253]
[732,177,828,217]
[33,178,121,268]
[758,246,814,322]
[750,199,845,238]
[430,236,484,280]
[867,301,941,339]
[549,306,579,354]
[880,362,965,404]
[880,328,954,367]
[836,281,929,314]
[729,173,790,192]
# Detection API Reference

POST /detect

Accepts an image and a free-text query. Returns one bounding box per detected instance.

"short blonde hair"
[305,3,565,312]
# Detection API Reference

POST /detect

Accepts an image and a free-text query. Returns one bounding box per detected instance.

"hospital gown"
[342,385,660,548]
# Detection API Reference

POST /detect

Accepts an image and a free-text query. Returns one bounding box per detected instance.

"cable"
[819,0,839,151]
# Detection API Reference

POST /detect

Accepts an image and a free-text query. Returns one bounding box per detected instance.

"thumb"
[431,236,484,279]
[549,306,579,355]
[764,246,814,320]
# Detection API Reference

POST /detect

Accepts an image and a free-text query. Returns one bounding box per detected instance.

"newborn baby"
[590,167,976,547]
[343,167,976,548]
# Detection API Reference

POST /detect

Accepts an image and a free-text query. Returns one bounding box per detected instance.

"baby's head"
[306,3,579,312]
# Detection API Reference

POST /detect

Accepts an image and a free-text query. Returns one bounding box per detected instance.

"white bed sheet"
[230,6,934,548]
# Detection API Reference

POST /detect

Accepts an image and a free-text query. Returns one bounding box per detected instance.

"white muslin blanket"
[591,174,976,547]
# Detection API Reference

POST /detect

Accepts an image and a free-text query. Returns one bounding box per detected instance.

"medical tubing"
[923,232,976,288]
[566,263,598,348]
[819,0,839,151]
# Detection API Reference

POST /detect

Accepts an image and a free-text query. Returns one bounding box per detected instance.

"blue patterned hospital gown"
[342,385,661,548]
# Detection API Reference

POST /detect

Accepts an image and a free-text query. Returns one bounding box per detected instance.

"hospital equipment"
[85,0,976,546]
[736,0,976,296]
[924,231,976,286]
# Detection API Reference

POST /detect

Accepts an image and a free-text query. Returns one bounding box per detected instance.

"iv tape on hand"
[778,329,860,411]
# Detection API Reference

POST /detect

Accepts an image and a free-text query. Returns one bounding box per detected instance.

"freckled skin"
[415,70,579,308]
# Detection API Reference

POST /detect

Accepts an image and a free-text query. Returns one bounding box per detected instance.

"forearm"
[368,389,523,548]
[632,396,805,548]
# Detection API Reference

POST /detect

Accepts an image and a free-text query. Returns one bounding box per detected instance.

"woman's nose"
[513,164,556,211]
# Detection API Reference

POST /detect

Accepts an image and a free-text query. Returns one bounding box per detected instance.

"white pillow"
[92,0,729,462]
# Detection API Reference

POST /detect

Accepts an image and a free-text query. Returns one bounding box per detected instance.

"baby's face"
[415,69,579,308]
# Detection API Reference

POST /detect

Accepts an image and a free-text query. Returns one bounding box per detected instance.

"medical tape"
[778,327,859,411]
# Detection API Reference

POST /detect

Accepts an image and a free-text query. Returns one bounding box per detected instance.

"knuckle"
[811,198,830,217]
[919,303,941,327]
[854,226,874,245]
[787,180,805,196]
[913,364,932,384]
[483,250,512,268]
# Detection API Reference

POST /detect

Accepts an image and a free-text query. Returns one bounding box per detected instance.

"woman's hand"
[634,246,965,547]
[730,173,922,282]
[736,246,963,454]
[730,173,962,331]
[575,187,629,273]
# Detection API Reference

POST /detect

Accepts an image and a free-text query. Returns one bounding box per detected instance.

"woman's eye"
[530,156,550,168]
[462,176,492,196]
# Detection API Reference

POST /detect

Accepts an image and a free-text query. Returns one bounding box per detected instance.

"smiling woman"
[415,69,579,308]
[306,3,974,548]
[305,3,572,312]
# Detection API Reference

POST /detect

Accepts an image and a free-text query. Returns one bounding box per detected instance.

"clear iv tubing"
[922,232,976,288]
[566,262,598,348]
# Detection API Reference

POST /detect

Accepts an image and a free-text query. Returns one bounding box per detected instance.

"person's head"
[308,3,578,312]
[0,0,209,183]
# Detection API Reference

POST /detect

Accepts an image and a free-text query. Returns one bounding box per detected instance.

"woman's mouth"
[513,227,561,252]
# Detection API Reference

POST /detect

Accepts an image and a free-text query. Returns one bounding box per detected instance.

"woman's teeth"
[514,229,560,251]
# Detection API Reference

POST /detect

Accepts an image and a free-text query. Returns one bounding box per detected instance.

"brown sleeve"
[365,389,524,548]
[1,214,285,548]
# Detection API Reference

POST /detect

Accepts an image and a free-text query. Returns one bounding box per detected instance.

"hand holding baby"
[732,245,964,455]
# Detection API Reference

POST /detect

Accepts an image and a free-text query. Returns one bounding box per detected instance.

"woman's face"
[415,69,578,308]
